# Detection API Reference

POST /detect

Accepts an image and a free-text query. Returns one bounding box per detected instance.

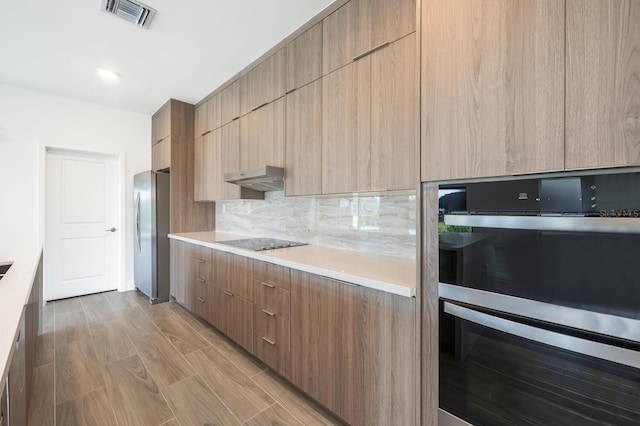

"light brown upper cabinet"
[322,34,417,194]
[152,102,171,145]
[285,79,323,196]
[194,121,262,202]
[285,23,323,93]
[240,49,284,115]
[566,0,640,169]
[323,0,415,75]
[152,137,171,172]
[370,33,417,191]
[240,97,285,170]
[421,0,565,181]
[220,79,242,125]
[322,55,371,194]
[195,95,222,139]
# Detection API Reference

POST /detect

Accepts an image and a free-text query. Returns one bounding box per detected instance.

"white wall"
[0,83,150,291]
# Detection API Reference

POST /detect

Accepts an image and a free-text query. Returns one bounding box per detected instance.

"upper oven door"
[439,218,640,319]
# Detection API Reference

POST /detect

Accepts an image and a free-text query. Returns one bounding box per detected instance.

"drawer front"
[254,280,290,320]
[253,312,290,378]
[252,260,290,290]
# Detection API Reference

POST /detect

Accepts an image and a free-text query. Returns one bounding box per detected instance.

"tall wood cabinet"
[421,0,565,181]
[152,100,214,233]
[566,0,640,169]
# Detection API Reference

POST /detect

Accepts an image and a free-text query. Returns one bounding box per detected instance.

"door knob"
[105,227,117,232]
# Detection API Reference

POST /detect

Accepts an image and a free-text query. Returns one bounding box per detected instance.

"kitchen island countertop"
[169,232,416,298]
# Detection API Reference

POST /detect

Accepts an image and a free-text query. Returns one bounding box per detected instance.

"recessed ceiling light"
[97,68,119,80]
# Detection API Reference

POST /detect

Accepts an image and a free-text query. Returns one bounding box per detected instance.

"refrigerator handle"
[135,192,141,252]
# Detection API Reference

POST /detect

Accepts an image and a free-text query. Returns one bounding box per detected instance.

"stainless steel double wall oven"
[434,170,640,425]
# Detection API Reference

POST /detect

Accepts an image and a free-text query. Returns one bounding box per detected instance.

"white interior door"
[45,149,120,301]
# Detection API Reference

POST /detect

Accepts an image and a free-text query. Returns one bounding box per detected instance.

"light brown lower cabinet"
[5,253,42,426]
[170,242,416,425]
[290,270,417,426]
[8,309,27,426]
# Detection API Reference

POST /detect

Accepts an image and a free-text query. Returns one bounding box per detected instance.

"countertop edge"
[169,234,416,298]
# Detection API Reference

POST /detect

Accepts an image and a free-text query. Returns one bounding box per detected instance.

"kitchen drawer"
[252,260,290,290]
[194,246,213,265]
[254,280,290,320]
[253,311,290,378]
[194,295,208,320]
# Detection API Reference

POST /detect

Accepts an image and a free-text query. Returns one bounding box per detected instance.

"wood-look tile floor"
[28,290,341,426]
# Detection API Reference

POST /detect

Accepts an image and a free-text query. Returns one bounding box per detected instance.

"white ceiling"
[0,0,335,114]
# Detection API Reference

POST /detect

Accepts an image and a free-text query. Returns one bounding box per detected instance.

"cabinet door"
[290,271,416,426]
[566,0,640,169]
[323,0,415,75]
[195,96,222,139]
[323,0,360,75]
[228,295,254,352]
[240,98,285,170]
[194,104,207,139]
[285,80,323,196]
[369,0,416,48]
[290,272,363,423]
[152,102,171,145]
[285,23,323,92]
[220,80,241,125]
[421,0,564,180]
[170,240,186,304]
[241,49,284,114]
[194,133,217,201]
[322,59,371,194]
[152,137,171,172]
[370,34,417,191]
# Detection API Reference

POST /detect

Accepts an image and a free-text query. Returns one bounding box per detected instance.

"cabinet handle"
[201,130,212,137]
[262,336,276,345]
[197,297,206,302]
[155,138,164,144]
[224,290,234,297]
[261,282,275,289]
[262,309,276,317]
[284,88,296,95]
[352,41,390,62]
[251,102,269,112]
[198,258,206,263]
[232,116,240,121]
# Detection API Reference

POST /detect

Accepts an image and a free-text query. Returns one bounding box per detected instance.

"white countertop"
[0,244,42,386]
[169,232,416,298]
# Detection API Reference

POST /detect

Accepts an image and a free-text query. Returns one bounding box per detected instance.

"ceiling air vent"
[101,0,156,29]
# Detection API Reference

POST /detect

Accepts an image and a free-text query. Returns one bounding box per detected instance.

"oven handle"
[444,214,640,234]
[443,301,640,370]
[439,282,640,343]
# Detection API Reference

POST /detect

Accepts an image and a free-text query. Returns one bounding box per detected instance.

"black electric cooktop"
[217,238,307,251]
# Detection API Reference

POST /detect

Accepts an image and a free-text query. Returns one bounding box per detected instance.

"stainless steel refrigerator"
[134,170,170,304]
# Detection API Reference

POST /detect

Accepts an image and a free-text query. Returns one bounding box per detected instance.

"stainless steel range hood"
[224,165,284,192]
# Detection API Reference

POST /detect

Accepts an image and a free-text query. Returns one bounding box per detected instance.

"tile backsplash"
[215,191,416,258]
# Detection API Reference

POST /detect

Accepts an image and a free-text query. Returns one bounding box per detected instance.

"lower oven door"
[439,300,640,426]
